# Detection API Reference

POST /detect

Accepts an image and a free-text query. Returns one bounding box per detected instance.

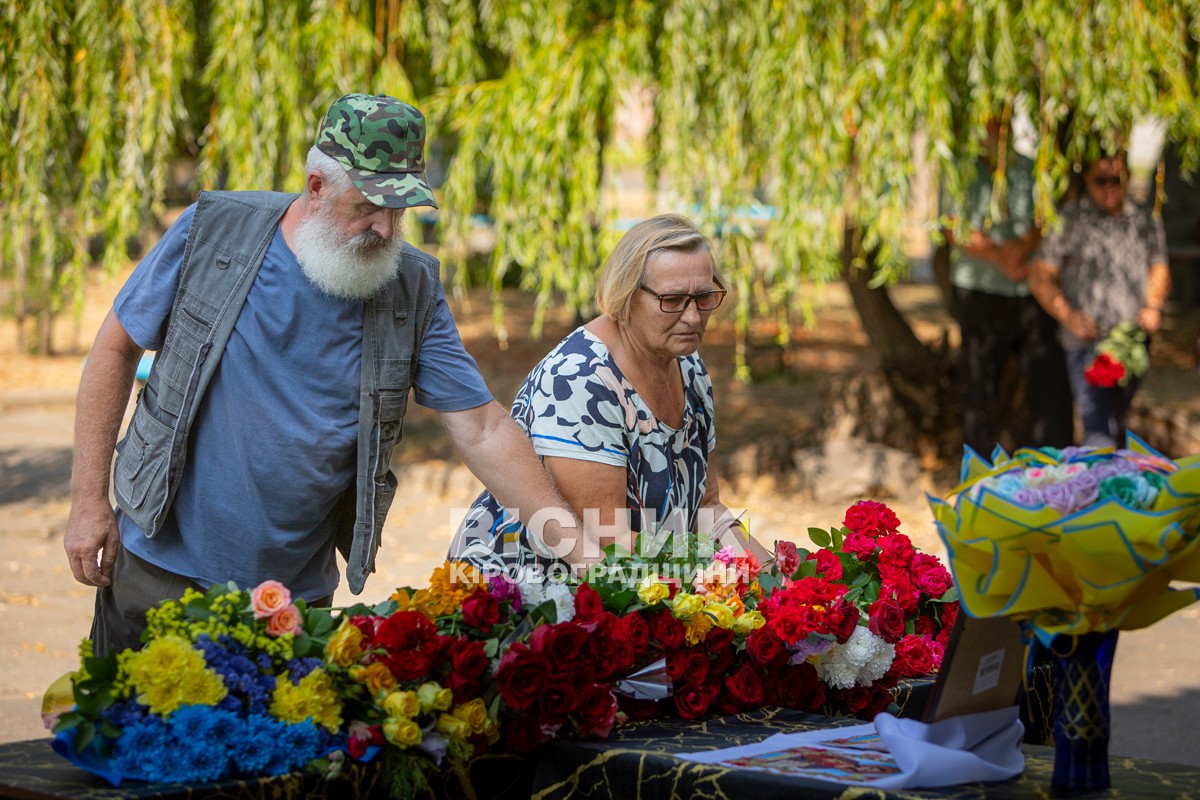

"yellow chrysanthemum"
[117,635,227,715]
[270,669,343,733]
[383,716,423,747]
[325,620,365,668]
[424,561,485,616]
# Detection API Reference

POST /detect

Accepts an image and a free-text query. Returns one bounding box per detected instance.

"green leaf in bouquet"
[795,560,818,579]
[293,630,314,658]
[599,587,638,614]
[844,586,863,604]
[183,601,214,620]
[51,710,84,733]
[531,599,559,624]
[98,720,122,740]
[850,572,872,588]
[831,527,846,549]
[74,721,96,753]
[808,527,832,548]
[482,637,500,658]
[757,572,783,596]
[935,586,960,604]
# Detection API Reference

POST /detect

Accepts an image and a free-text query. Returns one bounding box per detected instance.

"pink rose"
[251,580,292,619]
[911,553,954,598]
[842,531,877,561]
[775,541,801,576]
[266,603,302,636]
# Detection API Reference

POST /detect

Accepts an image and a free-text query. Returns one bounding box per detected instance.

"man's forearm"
[72,317,142,506]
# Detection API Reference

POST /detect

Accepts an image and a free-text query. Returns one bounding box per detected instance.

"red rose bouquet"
[1085,322,1149,388]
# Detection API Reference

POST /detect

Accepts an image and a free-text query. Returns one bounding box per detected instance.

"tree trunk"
[839,226,959,464]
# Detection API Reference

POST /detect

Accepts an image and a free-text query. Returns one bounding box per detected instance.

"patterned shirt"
[1038,197,1167,350]
[952,155,1037,298]
[449,326,716,573]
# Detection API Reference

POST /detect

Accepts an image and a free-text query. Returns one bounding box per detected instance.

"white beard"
[293,207,407,300]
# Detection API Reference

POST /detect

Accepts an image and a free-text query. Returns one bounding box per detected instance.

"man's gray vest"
[112,190,440,594]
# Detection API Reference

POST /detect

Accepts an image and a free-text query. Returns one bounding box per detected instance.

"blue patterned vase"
[1050,629,1118,792]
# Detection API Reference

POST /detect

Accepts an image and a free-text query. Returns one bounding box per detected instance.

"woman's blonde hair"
[595,214,724,323]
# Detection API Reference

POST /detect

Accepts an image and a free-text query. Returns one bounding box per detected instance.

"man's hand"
[1137,306,1164,334]
[1064,310,1100,342]
[65,500,121,586]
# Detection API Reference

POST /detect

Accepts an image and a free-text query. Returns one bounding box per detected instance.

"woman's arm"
[700,473,772,565]
[541,456,635,559]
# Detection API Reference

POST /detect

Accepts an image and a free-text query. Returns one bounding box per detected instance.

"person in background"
[1030,153,1171,447]
[66,93,585,656]
[951,120,1074,457]
[450,214,769,576]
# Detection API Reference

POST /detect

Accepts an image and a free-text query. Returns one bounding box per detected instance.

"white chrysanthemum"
[814,626,895,690]
[517,579,546,609]
[544,582,576,623]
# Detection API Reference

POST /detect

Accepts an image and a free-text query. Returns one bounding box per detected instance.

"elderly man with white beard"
[65,94,584,655]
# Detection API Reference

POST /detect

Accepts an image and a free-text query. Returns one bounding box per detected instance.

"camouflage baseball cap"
[315,93,438,209]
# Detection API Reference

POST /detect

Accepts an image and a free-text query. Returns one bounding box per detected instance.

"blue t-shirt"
[114,204,492,599]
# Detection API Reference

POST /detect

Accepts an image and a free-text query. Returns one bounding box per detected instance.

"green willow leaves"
[5,1,1200,356]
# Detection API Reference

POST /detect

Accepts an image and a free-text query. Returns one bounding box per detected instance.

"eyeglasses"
[1090,175,1122,188]
[639,284,728,313]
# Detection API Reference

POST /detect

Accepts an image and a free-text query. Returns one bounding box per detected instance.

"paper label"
[973,649,1005,694]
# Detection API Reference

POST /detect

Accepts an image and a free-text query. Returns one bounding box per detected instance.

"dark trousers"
[90,545,335,657]
[1064,346,1142,448]
[957,288,1074,455]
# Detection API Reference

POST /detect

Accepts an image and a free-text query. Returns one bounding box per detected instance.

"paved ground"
[1,272,1198,766]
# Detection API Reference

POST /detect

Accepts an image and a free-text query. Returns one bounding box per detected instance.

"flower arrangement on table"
[48,501,959,793]
[928,436,1200,790]
[1084,321,1149,388]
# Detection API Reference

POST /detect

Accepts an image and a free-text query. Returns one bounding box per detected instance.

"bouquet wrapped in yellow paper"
[928,434,1200,645]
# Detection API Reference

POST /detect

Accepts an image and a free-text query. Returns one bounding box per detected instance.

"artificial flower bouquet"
[929,436,1200,642]
[1084,321,1149,388]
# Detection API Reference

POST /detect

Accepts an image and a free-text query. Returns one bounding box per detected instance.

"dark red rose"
[725,664,766,707]
[444,672,483,704]
[449,638,490,680]
[616,613,651,656]
[778,663,824,711]
[705,626,735,653]
[709,645,735,676]
[840,685,873,716]
[574,583,604,622]
[941,600,960,629]
[674,686,711,719]
[825,603,860,644]
[461,587,502,632]
[375,610,442,682]
[665,647,687,682]
[843,500,901,536]
[618,695,659,721]
[806,548,844,581]
[649,609,685,649]
[913,615,938,637]
[574,684,618,738]
[867,597,906,644]
[602,638,637,680]
[746,626,788,667]
[530,621,590,668]
[682,647,711,687]
[505,713,549,753]
[537,680,581,727]
[494,644,549,711]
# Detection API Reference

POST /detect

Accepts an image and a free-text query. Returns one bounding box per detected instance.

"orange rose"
[251,580,292,619]
[265,603,302,636]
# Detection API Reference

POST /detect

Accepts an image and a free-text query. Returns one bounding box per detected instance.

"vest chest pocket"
[114,409,174,513]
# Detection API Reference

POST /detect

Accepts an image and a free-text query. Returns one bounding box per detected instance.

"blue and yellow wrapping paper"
[929,435,1200,645]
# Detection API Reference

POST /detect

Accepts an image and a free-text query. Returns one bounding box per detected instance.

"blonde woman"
[450,214,767,576]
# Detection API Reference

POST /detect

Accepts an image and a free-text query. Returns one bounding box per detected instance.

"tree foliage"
[4,1,1200,358]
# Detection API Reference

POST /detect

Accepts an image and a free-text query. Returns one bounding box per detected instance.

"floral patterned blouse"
[448,326,716,573]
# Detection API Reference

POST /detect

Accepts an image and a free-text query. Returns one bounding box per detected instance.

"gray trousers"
[89,546,333,656]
